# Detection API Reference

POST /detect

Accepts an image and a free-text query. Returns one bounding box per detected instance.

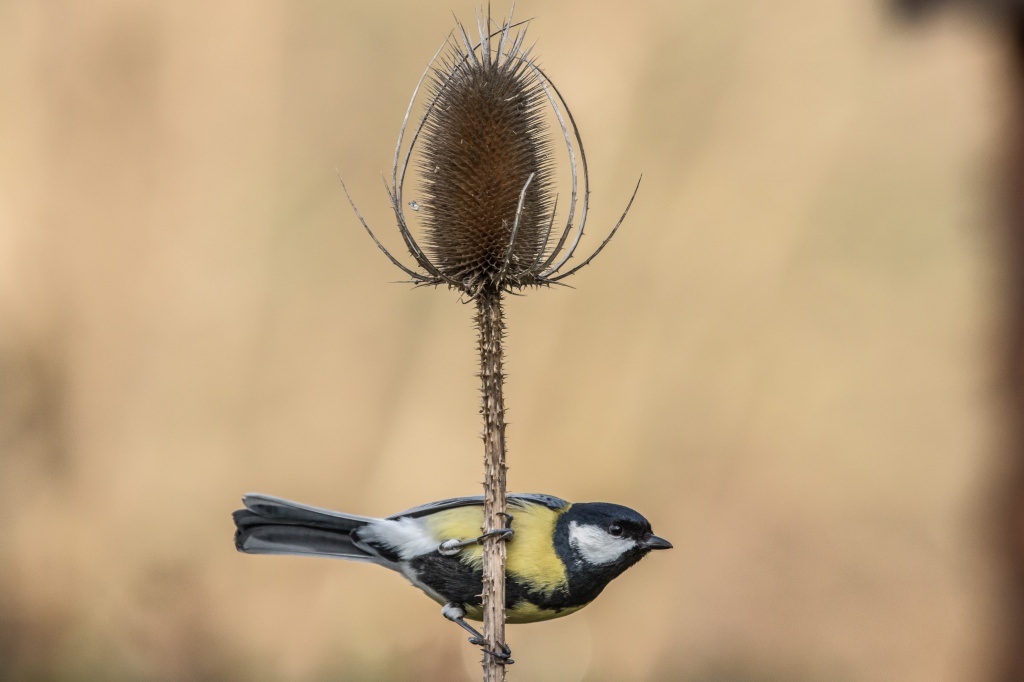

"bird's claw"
[479,527,514,543]
[485,647,514,665]
[469,637,514,665]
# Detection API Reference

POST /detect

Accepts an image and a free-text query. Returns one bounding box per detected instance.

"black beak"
[643,534,673,550]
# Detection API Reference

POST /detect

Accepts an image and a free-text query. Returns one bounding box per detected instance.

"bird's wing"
[388,493,568,519]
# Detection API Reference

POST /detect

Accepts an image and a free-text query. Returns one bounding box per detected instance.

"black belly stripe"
[408,554,593,613]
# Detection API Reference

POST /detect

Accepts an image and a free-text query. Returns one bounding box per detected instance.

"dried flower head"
[418,27,555,289]
[343,8,639,298]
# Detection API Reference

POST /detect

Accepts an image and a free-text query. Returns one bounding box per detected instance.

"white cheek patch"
[358,517,439,560]
[568,521,637,566]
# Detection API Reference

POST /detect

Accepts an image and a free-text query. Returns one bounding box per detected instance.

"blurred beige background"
[0,1,1012,680]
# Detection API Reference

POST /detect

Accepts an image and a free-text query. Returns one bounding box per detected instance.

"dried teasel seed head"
[417,36,555,293]
[343,11,640,298]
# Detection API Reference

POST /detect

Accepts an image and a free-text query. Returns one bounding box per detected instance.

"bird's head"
[555,502,671,587]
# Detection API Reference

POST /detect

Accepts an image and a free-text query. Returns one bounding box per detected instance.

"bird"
[232,492,671,660]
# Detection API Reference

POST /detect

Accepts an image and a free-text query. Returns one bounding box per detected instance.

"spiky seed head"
[346,13,636,294]
[417,41,555,293]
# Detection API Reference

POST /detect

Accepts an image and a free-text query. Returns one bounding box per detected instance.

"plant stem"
[476,287,508,682]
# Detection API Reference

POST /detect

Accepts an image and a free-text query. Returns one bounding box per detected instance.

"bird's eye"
[609,523,623,537]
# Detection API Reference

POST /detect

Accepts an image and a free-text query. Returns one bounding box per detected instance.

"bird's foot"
[468,636,514,664]
[441,603,514,665]
[437,513,515,556]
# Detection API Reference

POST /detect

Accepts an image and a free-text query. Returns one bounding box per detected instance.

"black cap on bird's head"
[554,502,671,589]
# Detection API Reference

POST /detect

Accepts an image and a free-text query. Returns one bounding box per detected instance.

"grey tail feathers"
[233,493,377,562]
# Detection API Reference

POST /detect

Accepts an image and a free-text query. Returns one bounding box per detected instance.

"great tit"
[233,492,671,656]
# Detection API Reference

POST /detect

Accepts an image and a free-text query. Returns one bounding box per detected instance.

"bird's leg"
[437,513,515,556]
[441,602,485,642]
[441,603,514,665]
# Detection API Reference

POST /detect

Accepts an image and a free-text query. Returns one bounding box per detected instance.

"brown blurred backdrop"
[0,1,1013,680]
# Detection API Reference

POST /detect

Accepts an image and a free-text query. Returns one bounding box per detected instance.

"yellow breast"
[505,601,587,624]
[422,501,571,597]
[459,599,588,624]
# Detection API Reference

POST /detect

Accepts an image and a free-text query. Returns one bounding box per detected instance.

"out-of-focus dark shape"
[999,20,1024,682]
[894,0,1024,18]
[898,1,1024,680]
